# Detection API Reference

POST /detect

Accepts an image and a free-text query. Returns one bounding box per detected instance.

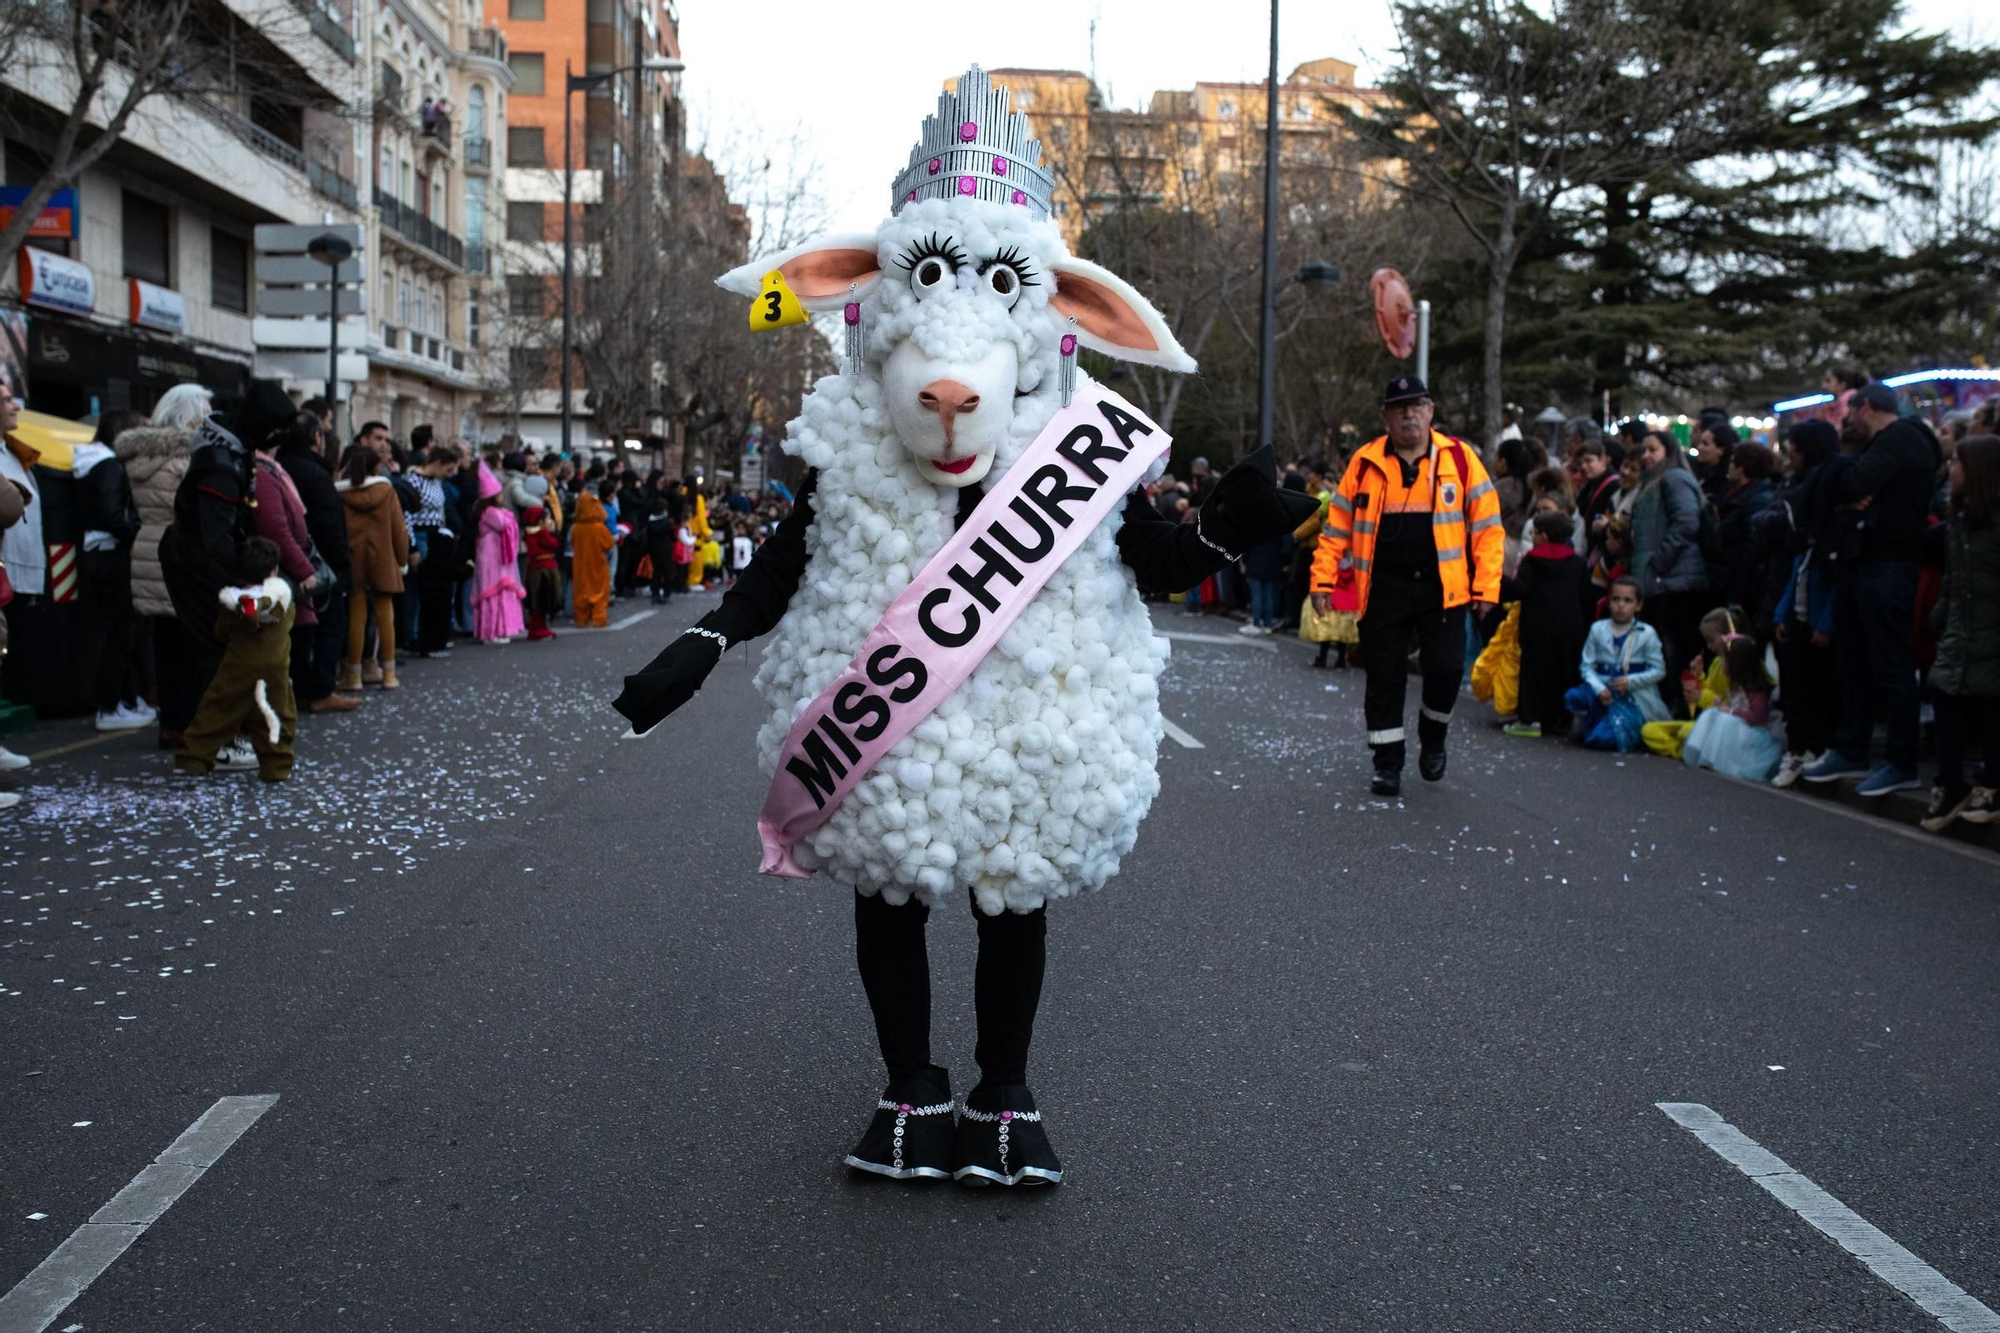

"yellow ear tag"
[749,269,810,332]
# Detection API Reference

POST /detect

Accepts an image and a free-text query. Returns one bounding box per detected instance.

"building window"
[466,187,486,244]
[507,201,543,243]
[507,276,543,317]
[414,287,427,336]
[1181,168,1199,186]
[467,85,487,139]
[379,142,395,192]
[467,294,481,348]
[507,126,545,166]
[122,192,171,286]
[509,346,545,383]
[1179,129,1199,147]
[507,0,543,15]
[508,52,544,96]
[1217,98,1237,119]
[1291,100,1313,121]
[210,228,249,312]
[398,276,410,326]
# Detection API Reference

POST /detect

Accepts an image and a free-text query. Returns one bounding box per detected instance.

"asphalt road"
[2,595,1995,1332]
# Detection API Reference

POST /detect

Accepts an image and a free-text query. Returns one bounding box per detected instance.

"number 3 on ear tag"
[750,269,809,332]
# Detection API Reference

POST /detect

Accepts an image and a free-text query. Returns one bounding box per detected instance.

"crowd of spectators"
[0,373,790,808]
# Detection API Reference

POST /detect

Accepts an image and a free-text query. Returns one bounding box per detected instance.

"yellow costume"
[1642,654,1728,758]
[686,493,711,588]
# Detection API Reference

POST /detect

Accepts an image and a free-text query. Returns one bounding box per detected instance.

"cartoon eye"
[913,256,952,295]
[899,233,968,300]
[983,262,1024,308]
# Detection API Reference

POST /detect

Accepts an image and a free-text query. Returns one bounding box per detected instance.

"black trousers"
[1776,627,1837,757]
[854,889,1047,1091]
[80,549,139,712]
[291,586,345,705]
[160,558,226,732]
[417,555,456,653]
[1358,578,1465,772]
[1934,693,2000,790]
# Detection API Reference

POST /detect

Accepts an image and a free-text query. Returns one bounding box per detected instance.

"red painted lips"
[930,455,979,475]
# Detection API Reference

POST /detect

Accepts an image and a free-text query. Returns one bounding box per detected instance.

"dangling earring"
[843,283,864,379]
[1058,315,1078,407]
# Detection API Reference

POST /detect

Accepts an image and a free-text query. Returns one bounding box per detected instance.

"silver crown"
[890,66,1055,221]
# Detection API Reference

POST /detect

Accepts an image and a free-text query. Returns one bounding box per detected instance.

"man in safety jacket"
[1312,375,1504,796]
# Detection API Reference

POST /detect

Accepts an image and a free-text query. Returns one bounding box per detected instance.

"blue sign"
[0,187,79,239]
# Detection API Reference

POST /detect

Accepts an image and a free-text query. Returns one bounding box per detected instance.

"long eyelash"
[985,245,1040,287]
[896,232,969,272]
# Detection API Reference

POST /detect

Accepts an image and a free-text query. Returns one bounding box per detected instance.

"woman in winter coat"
[276,413,353,712]
[1922,434,2000,831]
[74,409,150,732]
[1709,441,1778,618]
[1628,430,1709,713]
[336,446,410,690]
[115,388,207,741]
[252,428,324,660]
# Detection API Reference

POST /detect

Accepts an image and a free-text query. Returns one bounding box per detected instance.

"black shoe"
[1418,748,1447,782]
[844,1067,955,1181]
[1370,769,1401,798]
[953,1084,1062,1187]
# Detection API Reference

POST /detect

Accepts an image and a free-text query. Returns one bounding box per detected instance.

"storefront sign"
[0,187,79,239]
[18,247,96,316]
[128,278,187,334]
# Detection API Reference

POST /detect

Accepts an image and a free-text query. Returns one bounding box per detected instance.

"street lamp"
[306,231,354,447]
[561,55,683,455]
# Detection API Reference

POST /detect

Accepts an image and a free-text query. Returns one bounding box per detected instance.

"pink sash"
[757,388,1171,878]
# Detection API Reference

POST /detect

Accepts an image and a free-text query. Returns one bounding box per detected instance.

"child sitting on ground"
[1681,633,1783,782]
[177,537,296,782]
[1642,607,1737,759]
[1503,511,1590,739]
[1565,575,1670,751]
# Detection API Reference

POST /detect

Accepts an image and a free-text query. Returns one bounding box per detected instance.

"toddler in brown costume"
[177,536,298,781]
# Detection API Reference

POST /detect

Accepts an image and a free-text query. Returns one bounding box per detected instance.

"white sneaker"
[125,699,158,724]
[1772,752,1810,789]
[95,704,151,732]
[1236,623,1263,636]
[213,739,259,772]
[0,746,28,772]
[0,791,20,810]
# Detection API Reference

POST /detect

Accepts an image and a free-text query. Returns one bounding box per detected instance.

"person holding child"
[1565,575,1669,751]
[1502,511,1589,739]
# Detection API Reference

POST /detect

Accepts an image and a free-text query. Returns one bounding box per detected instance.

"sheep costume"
[614,67,1315,1187]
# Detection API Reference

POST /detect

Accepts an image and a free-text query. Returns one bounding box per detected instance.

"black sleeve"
[1114,488,1231,595]
[691,470,817,645]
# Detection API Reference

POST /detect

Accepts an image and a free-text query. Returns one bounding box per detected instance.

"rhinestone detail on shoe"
[876,1099,952,1173]
[959,1105,1040,1179]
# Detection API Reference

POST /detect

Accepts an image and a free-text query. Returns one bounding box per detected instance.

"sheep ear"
[716,232,882,312]
[1049,256,1197,373]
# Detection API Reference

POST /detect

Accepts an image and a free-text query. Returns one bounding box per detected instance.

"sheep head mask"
[718,66,1196,490]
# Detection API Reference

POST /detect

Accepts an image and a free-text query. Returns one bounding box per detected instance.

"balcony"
[307,158,358,209]
[376,64,405,118]
[420,105,454,159]
[466,27,507,64]
[302,3,356,61]
[464,136,491,173]
[373,187,465,268]
[378,325,478,382]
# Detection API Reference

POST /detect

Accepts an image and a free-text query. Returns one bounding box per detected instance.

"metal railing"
[307,158,358,208]
[376,64,403,113]
[466,27,507,62]
[463,136,490,170]
[305,6,356,61]
[373,187,465,268]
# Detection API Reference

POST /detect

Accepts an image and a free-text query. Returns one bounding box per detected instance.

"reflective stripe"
[1329,492,1354,513]
[1353,519,1377,535]
[1420,704,1454,724]
[1385,499,1433,514]
[1468,513,1503,535]
[1366,727,1405,745]
[1467,480,1496,502]
[1321,524,1341,539]
[1436,546,1464,563]
[1432,510,1461,527]
[1351,558,1372,572]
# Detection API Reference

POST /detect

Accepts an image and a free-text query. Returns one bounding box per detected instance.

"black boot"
[1418,712,1449,782]
[952,1082,1063,1187]
[1314,643,1330,669]
[1370,740,1404,797]
[845,1066,956,1181]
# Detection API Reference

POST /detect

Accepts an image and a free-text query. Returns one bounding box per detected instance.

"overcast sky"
[680,0,1994,241]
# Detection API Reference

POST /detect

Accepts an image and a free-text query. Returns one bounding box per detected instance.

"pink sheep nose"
[917,379,981,445]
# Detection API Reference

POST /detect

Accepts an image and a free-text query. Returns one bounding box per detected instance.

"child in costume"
[1642,607,1737,758]
[1300,554,1360,668]
[1681,633,1783,781]
[1565,575,1669,751]
[613,67,1315,1188]
[522,505,561,640]
[1501,511,1589,739]
[177,537,296,781]
[570,486,616,628]
[472,462,525,643]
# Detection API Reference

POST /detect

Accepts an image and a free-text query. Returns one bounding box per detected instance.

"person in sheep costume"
[615,67,1317,1187]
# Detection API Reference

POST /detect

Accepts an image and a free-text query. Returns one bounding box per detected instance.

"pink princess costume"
[473,462,526,643]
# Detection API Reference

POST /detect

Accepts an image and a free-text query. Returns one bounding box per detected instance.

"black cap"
[1383,374,1430,406]
[1850,382,1899,414]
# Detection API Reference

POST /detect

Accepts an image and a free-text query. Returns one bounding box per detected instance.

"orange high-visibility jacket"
[1310,431,1504,618]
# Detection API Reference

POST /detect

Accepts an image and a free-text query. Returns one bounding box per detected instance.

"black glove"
[1196,443,1324,556]
[612,629,726,735]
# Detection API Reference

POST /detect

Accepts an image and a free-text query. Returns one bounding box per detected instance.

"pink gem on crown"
[957,176,976,196]
[993,157,1007,175]
[958,121,978,142]
[928,157,941,176]
[1012,190,1027,206]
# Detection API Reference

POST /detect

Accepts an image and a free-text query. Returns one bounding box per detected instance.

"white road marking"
[604,609,659,632]
[0,1095,279,1333]
[1158,629,1278,654]
[1657,1102,2000,1332]
[1160,718,1204,750]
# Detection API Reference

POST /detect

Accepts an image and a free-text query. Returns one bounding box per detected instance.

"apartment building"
[485,0,682,452]
[983,59,1388,249]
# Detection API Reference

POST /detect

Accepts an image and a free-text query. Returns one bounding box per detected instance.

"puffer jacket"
[1930,512,2000,698]
[114,426,193,617]
[1630,465,1707,597]
[337,476,410,594]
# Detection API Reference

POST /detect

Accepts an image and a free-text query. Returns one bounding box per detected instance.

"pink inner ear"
[778,248,880,299]
[1050,269,1160,354]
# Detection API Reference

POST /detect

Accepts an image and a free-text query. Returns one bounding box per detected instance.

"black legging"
[853,889,1047,1090]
